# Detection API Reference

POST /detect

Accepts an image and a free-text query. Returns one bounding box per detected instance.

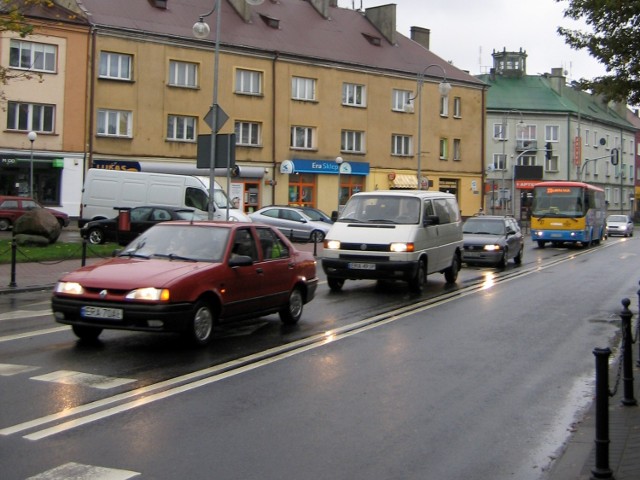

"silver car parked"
[249,205,331,243]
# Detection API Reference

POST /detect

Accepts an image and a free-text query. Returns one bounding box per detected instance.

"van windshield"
[339,196,421,224]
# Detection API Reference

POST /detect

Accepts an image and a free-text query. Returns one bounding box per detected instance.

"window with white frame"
[99,51,132,80]
[492,153,507,170]
[594,131,600,147]
[392,134,412,156]
[584,129,590,146]
[517,124,536,142]
[453,97,461,118]
[605,134,610,149]
[343,83,366,107]
[440,95,449,116]
[453,139,461,160]
[341,130,365,153]
[235,121,261,146]
[517,154,536,167]
[439,138,448,159]
[545,155,558,172]
[97,109,132,137]
[6,101,55,133]
[290,126,314,149]
[292,76,316,101]
[167,115,196,141]
[392,89,413,112]
[605,161,610,176]
[605,187,611,204]
[545,125,559,142]
[235,69,262,95]
[9,40,56,72]
[614,187,620,205]
[169,60,197,88]
[493,123,507,140]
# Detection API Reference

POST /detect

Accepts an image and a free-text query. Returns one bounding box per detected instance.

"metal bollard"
[81,239,87,267]
[591,347,614,480]
[620,298,638,406]
[9,237,17,288]
[637,282,640,368]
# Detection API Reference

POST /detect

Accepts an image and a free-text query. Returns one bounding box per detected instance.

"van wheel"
[409,259,427,293]
[328,277,345,292]
[444,253,460,283]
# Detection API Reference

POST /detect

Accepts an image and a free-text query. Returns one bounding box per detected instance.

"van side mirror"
[424,215,440,226]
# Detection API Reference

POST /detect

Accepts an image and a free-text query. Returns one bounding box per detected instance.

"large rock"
[14,208,61,244]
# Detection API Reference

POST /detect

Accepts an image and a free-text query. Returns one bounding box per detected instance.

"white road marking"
[26,462,140,479]
[31,370,136,390]
[0,309,52,321]
[0,363,39,376]
[0,326,70,343]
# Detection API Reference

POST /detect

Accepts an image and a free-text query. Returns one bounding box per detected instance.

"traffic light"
[545,142,552,160]
[611,148,619,165]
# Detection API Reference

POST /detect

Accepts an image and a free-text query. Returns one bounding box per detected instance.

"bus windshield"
[532,186,586,217]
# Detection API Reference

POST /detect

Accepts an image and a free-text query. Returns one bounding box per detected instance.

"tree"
[0,1,53,98]
[557,0,640,104]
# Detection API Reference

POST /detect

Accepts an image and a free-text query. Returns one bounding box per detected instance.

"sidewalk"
[1,242,638,480]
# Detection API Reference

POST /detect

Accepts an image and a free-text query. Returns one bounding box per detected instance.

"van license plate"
[81,306,123,320]
[348,262,375,270]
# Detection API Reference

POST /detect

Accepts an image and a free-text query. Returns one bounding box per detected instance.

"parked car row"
[0,195,70,231]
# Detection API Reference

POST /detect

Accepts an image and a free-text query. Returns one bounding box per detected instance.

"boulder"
[14,208,61,244]
[14,233,50,247]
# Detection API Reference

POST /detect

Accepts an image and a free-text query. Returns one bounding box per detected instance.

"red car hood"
[59,258,212,289]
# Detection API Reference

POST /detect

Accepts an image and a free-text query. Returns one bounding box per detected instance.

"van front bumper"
[321,257,418,281]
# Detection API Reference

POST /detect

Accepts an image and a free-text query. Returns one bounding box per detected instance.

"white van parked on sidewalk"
[321,190,463,292]
[79,169,250,226]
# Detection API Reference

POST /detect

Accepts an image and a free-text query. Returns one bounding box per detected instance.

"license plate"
[81,306,123,320]
[348,262,375,270]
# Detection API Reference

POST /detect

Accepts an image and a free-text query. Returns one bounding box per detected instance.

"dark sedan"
[52,221,319,346]
[462,215,524,268]
[80,206,205,245]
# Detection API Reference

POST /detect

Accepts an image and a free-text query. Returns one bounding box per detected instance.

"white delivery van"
[79,169,250,226]
[321,190,463,292]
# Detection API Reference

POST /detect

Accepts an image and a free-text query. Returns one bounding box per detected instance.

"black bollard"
[620,298,638,406]
[9,237,17,288]
[81,239,87,267]
[591,347,614,480]
[637,282,640,368]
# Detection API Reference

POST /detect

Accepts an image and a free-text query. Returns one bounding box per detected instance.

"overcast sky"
[338,0,606,81]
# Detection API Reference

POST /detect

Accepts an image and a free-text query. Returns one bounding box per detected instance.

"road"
[1,236,638,479]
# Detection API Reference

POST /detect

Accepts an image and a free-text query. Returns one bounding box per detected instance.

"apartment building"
[477,49,637,219]
[1,0,487,217]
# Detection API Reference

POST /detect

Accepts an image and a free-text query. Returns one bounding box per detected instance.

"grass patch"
[0,239,119,264]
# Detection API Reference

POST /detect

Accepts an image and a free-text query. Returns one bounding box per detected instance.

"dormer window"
[260,14,280,29]
[362,33,382,46]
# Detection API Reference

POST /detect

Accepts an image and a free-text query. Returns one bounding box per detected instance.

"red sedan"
[51,221,318,346]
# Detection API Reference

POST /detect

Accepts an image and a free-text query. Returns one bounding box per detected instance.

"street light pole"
[500,109,524,216]
[336,156,343,212]
[27,131,37,198]
[415,64,451,190]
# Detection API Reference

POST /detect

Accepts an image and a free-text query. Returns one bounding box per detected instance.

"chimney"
[229,0,252,22]
[309,0,331,19]
[410,27,430,50]
[365,4,396,45]
[549,67,565,94]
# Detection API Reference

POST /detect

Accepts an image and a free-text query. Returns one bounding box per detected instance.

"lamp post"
[27,131,37,198]
[336,156,343,212]
[500,109,524,215]
[415,64,451,189]
[193,0,264,220]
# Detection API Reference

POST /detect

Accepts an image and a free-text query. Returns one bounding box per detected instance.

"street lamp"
[27,131,37,198]
[336,156,343,212]
[500,109,524,215]
[414,64,451,189]
[193,0,264,220]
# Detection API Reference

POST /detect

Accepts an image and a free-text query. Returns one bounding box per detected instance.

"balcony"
[516,139,537,151]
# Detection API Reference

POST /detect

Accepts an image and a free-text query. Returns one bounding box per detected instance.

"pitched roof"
[74,0,484,87]
[477,73,633,129]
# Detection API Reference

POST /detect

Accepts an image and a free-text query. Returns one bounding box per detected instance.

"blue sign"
[290,158,369,176]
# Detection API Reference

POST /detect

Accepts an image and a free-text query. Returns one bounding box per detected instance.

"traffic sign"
[204,104,228,133]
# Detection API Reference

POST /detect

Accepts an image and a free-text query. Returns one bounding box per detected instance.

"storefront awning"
[392,174,418,189]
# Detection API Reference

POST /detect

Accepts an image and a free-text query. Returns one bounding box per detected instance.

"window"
[291,126,314,149]
[10,40,56,72]
[392,89,412,112]
[517,154,536,167]
[392,134,412,156]
[439,138,448,159]
[99,52,132,80]
[605,134,610,149]
[545,155,558,172]
[517,124,536,142]
[97,109,132,137]
[235,121,261,146]
[493,123,507,140]
[167,115,196,141]
[440,95,449,116]
[453,97,461,117]
[594,131,599,147]
[343,83,366,107]
[7,101,55,133]
[169,60,197,87]
[584,129,590,146]
[341,130,365,153]
[292,76,316,101]
[492,153,506,171]
[545,125,559,142]
[453,139,461,161]
[236,69,262,95]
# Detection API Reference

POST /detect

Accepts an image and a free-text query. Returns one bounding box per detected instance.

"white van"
[321,190,463,292]
[79,169,250,226]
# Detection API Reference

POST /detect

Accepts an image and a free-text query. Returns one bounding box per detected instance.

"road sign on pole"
[204,105,228,132]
